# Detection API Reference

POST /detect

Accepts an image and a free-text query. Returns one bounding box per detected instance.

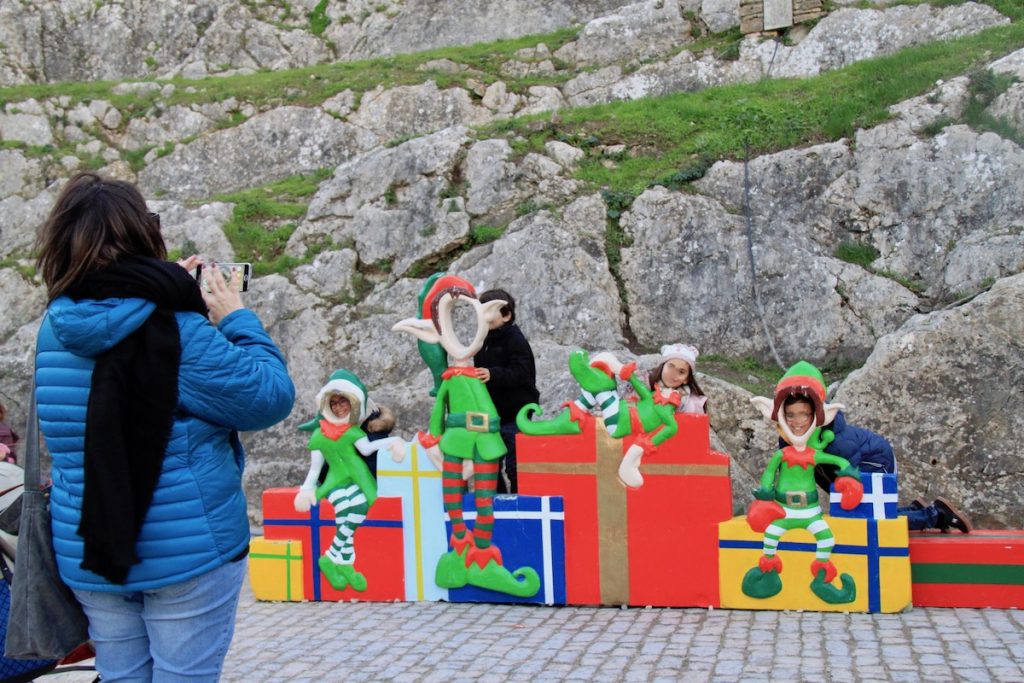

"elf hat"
[660,343,698,372]
[316,369,378,424]
[771,360,826,425]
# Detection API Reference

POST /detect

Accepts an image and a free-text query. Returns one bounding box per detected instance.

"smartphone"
[194,262,252,292]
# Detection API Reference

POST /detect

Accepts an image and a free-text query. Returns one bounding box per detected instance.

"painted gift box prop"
[377,440,449,602]
[261,487,404,602]
[248,538,304,602]
[909,530,1024,609]
[829,473,898,519]
[444,493,566,605]
[718,515,911,613]
[518,413,732,607]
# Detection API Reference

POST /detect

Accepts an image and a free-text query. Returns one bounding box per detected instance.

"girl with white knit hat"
[648,343,707,414]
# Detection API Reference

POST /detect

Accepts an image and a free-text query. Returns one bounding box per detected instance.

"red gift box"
[518,413,732,607]
[262,487,404,602]
[909,529,1024,609]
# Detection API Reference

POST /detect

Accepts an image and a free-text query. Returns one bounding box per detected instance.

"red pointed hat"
[771,361,827,425]
[419,274,476,330]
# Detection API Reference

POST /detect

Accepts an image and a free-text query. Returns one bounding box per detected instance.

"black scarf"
[65,256,207,584]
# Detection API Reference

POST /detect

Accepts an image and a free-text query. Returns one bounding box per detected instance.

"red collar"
[320,419,352,441]
[781,445,815,469]
[442,367,478,379]
[653,390,682,408]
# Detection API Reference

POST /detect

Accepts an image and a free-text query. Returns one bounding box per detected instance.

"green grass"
[834,241,880,267]
[482,17,1024,197]
[211,169,332,275]
[308,0,330,36]
[0,26,581,117]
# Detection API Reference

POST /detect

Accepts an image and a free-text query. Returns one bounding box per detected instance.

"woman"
[34,172,294,680]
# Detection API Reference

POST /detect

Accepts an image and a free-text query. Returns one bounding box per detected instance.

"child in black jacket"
[475,289,540,494]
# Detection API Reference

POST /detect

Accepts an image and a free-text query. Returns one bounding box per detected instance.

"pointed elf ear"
[822,402,844,426]
[750,396,775,422]
[392,317,441,345]
[481,299,507,326]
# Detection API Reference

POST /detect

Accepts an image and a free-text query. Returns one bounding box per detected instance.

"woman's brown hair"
[36,172,166,300]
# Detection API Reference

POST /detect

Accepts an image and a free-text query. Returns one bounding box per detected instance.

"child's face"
[661,359,691,389]
[329,395,351,419]
[783,401,815,437]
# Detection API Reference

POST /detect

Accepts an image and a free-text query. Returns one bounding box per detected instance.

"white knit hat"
[660,343,698,372]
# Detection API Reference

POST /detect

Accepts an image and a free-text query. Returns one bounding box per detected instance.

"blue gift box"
[830,472,899,519]
[445,494,566,605]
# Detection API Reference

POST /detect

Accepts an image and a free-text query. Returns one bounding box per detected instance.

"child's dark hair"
[479,288,516,324]
[783,394,814,408]
[647,362,706,412]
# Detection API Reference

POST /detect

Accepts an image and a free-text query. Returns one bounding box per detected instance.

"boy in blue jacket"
[787,396,972,533]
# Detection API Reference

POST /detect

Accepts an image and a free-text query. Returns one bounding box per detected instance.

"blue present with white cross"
[830,472,899,519]
[445,494,566,605]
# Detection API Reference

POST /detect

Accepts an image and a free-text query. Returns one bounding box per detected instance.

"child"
[0,401,18,464]
[293,370,399,591]
[474,289,540,494]
[782,394,972,533]
[647,343,707,414]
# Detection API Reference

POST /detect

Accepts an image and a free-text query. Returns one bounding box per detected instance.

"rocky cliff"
[1,0,1021,527]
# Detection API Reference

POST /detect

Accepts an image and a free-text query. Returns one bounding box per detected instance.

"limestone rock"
[138,107,379,200]
[619,186,918,365]
[0,268,46,343]
[451,194,625,349]
[554,0,690,67]
[0,112,53,146]
[122,106,218,152]
[0,183,61,259]
[743,3,1009,78]
[834,123,1024,298]
[833,273,1024,528]
[288,126,473,277]
[545,140,586,168]
[146,200,236,261]
[702,0,740,34]
[293,250,361,300]
[465,139,518,217]
[348,82,492,143]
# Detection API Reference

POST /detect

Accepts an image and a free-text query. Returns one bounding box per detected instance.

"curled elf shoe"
[617,443,645,489]
[934,497,973,533]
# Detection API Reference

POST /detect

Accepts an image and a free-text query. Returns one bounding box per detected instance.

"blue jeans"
[899,504,940,531]
[72,559,246,682]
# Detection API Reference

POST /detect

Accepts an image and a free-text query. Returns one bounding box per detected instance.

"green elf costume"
[294,370,392,592]
[393,274,540,598]
[516,349,677,488]
[746,361,864,603]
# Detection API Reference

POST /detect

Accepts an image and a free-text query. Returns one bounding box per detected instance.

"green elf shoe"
[467,560,541,598]
[810,570,857,604]
[434,533,473,589]
[516,403,583,436]
[741,566,783,599]
[569,349,617,394]
[319,555,351,591]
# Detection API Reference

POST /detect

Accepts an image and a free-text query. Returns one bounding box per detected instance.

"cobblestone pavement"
[45,573,1024,682]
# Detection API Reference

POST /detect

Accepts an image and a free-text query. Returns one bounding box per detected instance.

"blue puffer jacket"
[822,411,896,474]
[36,296,294,592]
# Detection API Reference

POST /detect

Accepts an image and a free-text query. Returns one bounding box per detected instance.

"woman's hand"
[177,254,202,273]
[202,262,244,325]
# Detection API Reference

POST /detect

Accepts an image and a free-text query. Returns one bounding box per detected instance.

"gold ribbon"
[518,431,730,604]
[518,427,629,604]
